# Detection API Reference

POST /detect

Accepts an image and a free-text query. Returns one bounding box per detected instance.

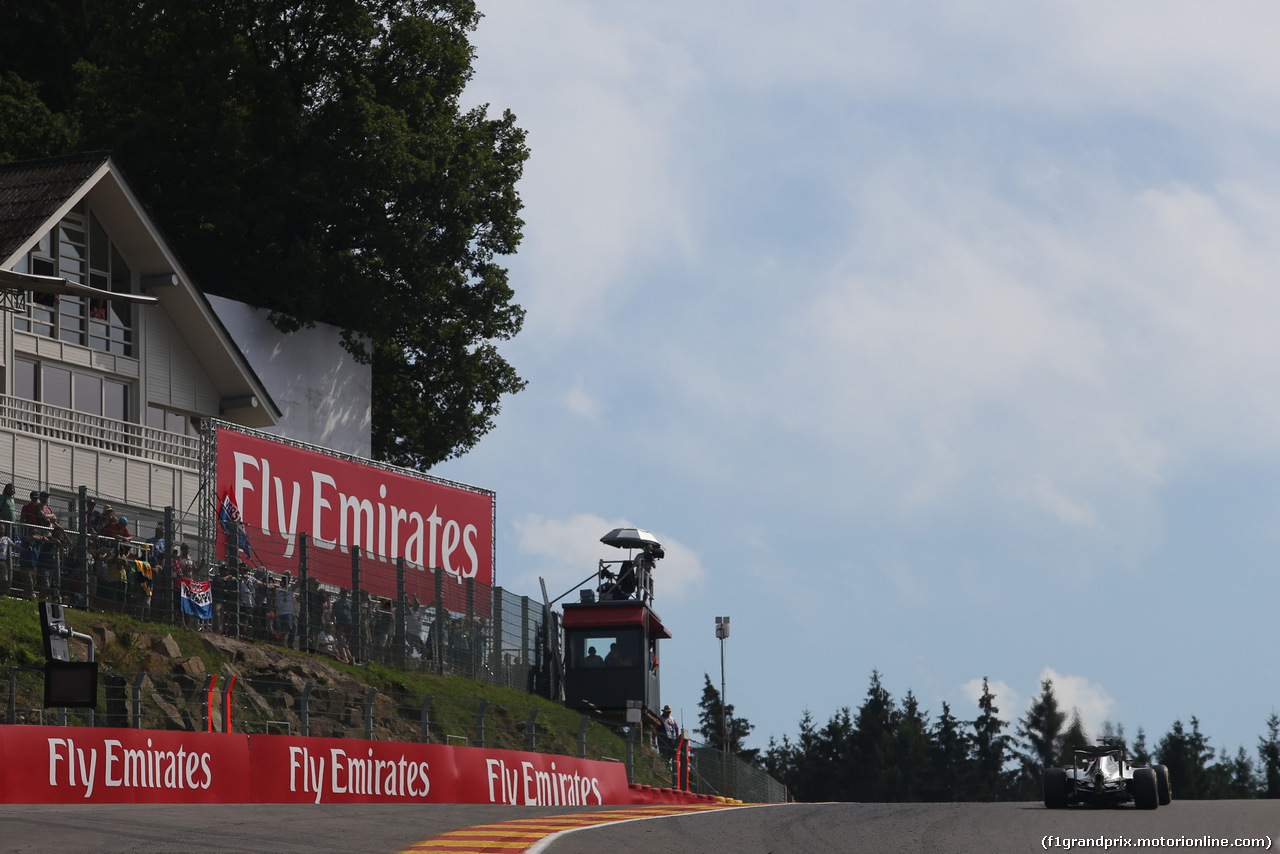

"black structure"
[561,598,670,716]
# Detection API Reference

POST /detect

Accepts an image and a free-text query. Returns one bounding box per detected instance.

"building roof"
[0,153,282,427]
[0,152,112,262]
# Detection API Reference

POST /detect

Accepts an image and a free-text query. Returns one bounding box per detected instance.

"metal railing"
[0,394,199,468]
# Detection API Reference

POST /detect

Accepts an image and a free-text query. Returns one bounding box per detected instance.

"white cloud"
[511,513,706,601]
[961,678,1021,723]
[1041,667,1115,740]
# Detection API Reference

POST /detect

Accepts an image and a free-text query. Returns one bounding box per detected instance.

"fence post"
[579,715,590,759]
[163,505,175,625]
[476,699,488,749]
[300,681,314,737]
[521,597,530,688]
[626,726,636,784]
[229,525,241,639]
[76,485,89,605]
[351,546,363,663]
[202,674,218,733]
[221,673,236,734]
[526,707,538,752]
[298,533,310,653]
[433,570,445,676]
[492,588,504,685]
[465,578,476,679]
[364,686,377,741]
[131,671,146,728]
[420,694,433,743]
[394,557,406,669]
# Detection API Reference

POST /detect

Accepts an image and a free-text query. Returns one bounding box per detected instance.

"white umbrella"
[599,527,661,550]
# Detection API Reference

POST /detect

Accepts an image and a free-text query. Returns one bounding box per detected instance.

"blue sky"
[434,1,1280,760]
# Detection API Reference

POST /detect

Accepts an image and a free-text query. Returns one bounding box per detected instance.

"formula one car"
[1043,738,1172,809]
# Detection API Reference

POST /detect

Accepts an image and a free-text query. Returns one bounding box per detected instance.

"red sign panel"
[215,428,494,592]
[249,736,632,806]
[0,726,250,804]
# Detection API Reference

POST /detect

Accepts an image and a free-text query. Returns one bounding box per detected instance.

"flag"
[181,577,213,620]
[218,495,260,565]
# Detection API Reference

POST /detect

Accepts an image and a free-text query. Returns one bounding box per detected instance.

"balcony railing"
[0,394,198,469]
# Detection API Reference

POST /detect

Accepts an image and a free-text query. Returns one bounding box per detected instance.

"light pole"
[715,615,730,794]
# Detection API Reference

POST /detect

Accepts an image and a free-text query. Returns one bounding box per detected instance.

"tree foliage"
[761,670,1275,802]
[696,673,758,765]
[0,0,528,468]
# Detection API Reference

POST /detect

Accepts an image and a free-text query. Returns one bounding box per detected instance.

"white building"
[0,152,369,520]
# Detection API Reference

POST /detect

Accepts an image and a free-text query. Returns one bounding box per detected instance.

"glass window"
[104,381,128,422]
[43,366,71,409]
[73,374,103,416]
[13,360,37,400]
[571,629,640,668]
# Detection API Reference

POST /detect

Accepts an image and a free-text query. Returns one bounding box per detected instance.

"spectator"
[274,571,297,648]
[19,491,43,531]
[332,588,354,649]
[0,483,16,535]
[101,514,131,542]
[94,505,116,536]
[37,491,63,535]
[373,598,394,657]
[146,523,166,562]
[405,594,424,658]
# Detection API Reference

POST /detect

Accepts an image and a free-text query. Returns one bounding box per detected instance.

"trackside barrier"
[0,724,724,806]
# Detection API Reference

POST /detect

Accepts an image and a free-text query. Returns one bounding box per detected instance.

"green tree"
[930,701,975,801]
[1056,711,1090,767]
[1016,678,1066,796]
[1259,713,1280,798]
[890,690,932,802]
[1156,717,1215,799]
[972,677,1013,800]
[1131,726,1152,766]
[0,0,528,468]
[696,673,757,764]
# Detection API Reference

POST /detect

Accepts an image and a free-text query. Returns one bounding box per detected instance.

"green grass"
[0,598,669,784]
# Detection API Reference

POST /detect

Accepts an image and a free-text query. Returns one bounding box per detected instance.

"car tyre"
[1154,764,1172,805]
[1133,767,1159,810]
[1043,767,1069,809]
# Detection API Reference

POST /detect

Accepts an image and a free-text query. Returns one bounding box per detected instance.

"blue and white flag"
[180,577,213,620]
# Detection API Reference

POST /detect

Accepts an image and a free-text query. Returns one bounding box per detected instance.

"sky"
[433,1,1280,761]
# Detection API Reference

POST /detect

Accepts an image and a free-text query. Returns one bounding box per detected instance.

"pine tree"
[696,673,758,763]
[891,690,932,802]
[972,677,1013,800]
[1131,727,1152,766]
[1258,713,1280,798]
[1057,711,1090,767]
[850,670,898,801]
[931,701,975,801]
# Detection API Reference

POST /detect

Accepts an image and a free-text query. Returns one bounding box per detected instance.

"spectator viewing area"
[0,154,785,806]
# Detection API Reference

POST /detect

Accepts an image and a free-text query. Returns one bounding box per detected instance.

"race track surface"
[0,800,1273,853]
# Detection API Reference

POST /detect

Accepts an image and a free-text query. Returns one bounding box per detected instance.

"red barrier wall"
[0,726,251,804]
[0,726,640,806]
[249,735,631,806]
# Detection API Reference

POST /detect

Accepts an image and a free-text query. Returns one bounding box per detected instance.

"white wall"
[207,295,371,458]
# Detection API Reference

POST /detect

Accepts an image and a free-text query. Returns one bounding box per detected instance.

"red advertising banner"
[249,735,632,806]
[0,726,250,804]
[215,428,495,593]
[0,727,663,806]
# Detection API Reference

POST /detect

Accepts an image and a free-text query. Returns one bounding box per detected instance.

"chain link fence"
[0,480,786,802]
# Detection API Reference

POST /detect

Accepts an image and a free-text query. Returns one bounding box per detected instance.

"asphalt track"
[0,800,1274,853]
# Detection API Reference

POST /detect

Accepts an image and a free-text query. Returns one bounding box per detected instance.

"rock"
[152,633,182,658]
[91,626,116,648]
[176,656,206,676]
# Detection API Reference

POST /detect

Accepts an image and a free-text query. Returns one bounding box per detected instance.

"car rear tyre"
[1043,767,1069,808]
[1133,767,1159,810]
[1154,764,1172,805]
